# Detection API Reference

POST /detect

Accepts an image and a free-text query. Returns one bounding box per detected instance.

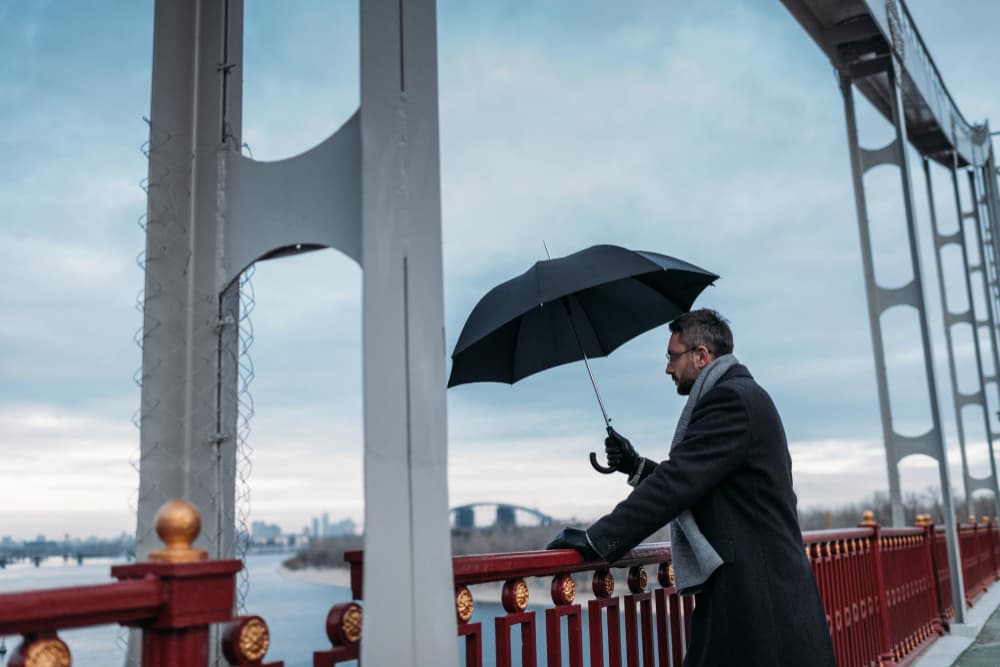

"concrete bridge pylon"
[135,1,456,665]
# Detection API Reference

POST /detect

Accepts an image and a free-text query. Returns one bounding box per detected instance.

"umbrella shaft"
[561,296,611,427]
[581,352,611,427]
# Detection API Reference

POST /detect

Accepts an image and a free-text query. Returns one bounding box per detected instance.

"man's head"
[665,309,734,395]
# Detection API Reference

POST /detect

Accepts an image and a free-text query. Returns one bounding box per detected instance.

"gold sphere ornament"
[148,498,209,562]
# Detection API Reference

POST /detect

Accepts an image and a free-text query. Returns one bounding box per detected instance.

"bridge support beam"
[137,1,457,664]
[923,158,1000,524]
[949,165,1000,521]
[839,60,966,622]
[137,0,243,570]
[134,1,245,662]
[357,1,457,664]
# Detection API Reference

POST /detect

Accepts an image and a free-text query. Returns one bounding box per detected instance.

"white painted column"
[136,0,243,561]
[359,0,458,664]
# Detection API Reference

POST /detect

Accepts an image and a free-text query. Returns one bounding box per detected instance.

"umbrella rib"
[566,291,608,352]
[509,311,526,383]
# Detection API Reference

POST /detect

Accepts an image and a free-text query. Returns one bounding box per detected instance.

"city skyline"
[2,1,1000,540]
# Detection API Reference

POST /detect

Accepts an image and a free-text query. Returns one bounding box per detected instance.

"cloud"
[3,0,1000,538]
[0,405,136,538]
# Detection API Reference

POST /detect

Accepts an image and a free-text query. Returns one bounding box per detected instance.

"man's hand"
[605,426,640,475]
[545,527,599,560]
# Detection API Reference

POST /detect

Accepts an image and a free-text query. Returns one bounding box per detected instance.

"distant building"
[250,521,282,542]
[325,518,355,537]
[309,513,356,538]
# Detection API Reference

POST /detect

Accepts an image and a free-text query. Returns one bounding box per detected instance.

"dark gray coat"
[587,365,835,666]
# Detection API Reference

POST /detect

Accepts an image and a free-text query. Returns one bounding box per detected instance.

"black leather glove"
[545,527,599,560]
[605,426,640,475]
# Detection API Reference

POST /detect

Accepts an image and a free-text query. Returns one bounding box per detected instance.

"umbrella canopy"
[448,244,718,388]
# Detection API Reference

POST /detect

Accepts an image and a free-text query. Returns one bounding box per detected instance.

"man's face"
[665,332,706,396]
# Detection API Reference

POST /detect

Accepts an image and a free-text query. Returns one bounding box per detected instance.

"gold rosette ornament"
[550,573,576,606]
[592,568,615,598]
[501,578,530,613]
[455,586,475,623]
[10,635,71,667]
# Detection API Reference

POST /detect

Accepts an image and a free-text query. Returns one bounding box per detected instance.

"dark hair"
[669,308,734,356]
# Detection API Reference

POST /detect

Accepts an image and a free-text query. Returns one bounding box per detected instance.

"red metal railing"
[343,543,693,667]
[0,546,267,667]
[1,506,1000,666]
[804,528,885,667]
[956,518,1000,607]
[880,528,942,663]
[0,499,288,667]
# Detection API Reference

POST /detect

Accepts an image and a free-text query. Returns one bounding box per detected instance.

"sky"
[2,1,1000,540]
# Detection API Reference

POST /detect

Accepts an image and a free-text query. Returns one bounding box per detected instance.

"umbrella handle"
[589,452,616,474]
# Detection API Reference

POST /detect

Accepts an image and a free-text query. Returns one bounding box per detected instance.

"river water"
[0,553,615,666]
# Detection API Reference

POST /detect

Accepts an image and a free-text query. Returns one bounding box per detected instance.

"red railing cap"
[881,527,926,537]
[345,543,673,586]
[802,527,873,544]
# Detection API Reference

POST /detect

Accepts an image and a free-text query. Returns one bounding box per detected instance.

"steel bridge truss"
[784,0,1000,624]
[924,161,1000,519]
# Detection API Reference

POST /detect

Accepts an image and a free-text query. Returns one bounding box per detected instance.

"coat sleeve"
[628,456,659,486]
[587,385,750,563]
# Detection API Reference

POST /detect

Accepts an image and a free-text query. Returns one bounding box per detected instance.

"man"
[547,309,835,666]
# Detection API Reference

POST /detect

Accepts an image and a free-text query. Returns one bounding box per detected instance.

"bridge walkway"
[915,586,1000,667]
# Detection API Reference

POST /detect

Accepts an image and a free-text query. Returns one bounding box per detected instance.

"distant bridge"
[0,542,134,568]
[449,503,555,529]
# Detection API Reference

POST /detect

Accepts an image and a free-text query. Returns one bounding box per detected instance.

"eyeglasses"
[666,347,697,363]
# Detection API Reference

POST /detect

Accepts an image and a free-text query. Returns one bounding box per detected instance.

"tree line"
[285,488,999,570]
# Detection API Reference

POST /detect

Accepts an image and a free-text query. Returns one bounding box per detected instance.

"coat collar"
[719,363,752,381]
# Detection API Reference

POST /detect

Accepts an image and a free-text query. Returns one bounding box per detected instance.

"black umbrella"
[448,244,718,472]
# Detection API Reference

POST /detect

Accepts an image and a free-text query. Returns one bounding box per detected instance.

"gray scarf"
[669,353,739,595]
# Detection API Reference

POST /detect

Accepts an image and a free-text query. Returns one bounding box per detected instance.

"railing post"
[861,511,896,665]
[992,518,1000,579]
[982,517,998,582]
[917,515,947,632]
[112,499,242,667]
[958,519,973,607]
[970,516,987,596]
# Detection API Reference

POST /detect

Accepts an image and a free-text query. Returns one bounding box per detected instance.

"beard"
[675,376,695,395]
